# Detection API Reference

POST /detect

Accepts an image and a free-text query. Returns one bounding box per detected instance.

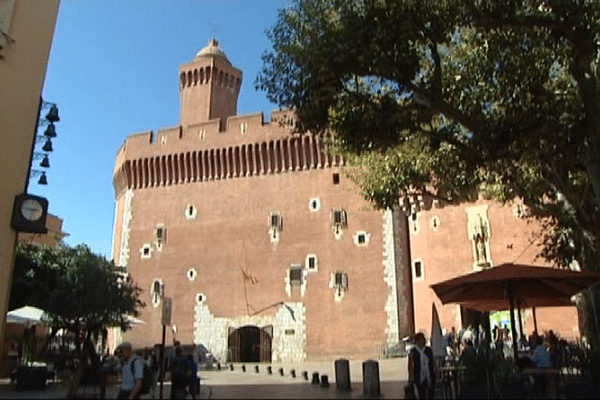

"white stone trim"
[382,209,400,348]
[118,189,133,268]
[465,204,493,269]
[193,302,306,363]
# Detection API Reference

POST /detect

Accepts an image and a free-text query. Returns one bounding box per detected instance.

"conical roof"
[195,38,229,62]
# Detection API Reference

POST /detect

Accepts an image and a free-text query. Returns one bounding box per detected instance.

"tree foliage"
[258,0,600,343]
[10,243,144,335]
[257,0,600,271]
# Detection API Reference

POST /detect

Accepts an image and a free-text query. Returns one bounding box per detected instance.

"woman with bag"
[407,333,436,399]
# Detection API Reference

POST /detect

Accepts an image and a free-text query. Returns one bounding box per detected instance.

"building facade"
[408,196,580,340]
[0,0,60,357]
[111,40,414,362]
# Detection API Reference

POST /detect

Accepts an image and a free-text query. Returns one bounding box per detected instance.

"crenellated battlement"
[112,109,340,198]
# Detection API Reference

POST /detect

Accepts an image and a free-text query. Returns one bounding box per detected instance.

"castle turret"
[179,39,242,130]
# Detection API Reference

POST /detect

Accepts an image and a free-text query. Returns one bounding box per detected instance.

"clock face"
[20,199,44,221]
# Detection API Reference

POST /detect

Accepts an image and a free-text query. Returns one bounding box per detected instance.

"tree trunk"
[66,350,87,399]
[84,333,106,399]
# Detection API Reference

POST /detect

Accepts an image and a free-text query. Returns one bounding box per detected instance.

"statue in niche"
[472,216,489,266]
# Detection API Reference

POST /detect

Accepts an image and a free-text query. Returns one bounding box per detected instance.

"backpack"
[130,357,154,394]
[170,355,190,385]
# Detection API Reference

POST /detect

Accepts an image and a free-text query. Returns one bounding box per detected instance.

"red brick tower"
[111,40,412,362]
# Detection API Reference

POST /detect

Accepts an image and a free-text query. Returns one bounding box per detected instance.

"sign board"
[162,297,172,326]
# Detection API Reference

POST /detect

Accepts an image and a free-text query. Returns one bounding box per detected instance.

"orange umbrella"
[430,263,600,359]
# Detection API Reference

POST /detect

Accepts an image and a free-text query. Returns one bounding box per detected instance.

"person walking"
[117,342,144,400]
[169,342,189,400]
[408,332,436,400]
[186,354,199,400]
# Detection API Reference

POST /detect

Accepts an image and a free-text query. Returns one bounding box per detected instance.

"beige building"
[0,0,60,355]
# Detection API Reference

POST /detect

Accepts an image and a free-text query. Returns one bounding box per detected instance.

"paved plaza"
[0,359,410,399]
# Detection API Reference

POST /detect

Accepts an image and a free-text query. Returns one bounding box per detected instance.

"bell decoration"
[44,123,57,138]
[45,104,60,122]
[38,172,48,185]
[40,155,50,168]
[42,138,53,152]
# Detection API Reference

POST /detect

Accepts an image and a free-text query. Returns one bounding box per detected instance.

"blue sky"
[37,1,288,257]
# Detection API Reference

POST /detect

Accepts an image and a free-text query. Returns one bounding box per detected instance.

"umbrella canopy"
[6,306,48,325]
[430,263,600,360]
[459,296,575,313]
[431,263,600,306]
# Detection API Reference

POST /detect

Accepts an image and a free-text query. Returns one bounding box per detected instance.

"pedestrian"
[116,342,144,400]
[186,354,199,400]
[407,332,436,400]
[169,342,189,400]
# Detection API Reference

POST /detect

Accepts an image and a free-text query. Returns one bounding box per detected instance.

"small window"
[185,204,197,219]
[332,209,347,228]
[155,225,166,248]
[413,259,424,281]
[289,265,303,286]
[308,198,321,212]
[334,271,348,292]
[353,231,371,246]
[199,129,206,141]
[187,268,197,281]
[196,293,205,303]
[332,173,340,185]
[270,212,283,231]
[150,279,164,306]
[430,216,440,231]
[141,244,152,259]
[161,135,167,145]
[306,254,318,272]
[240,122,247,134]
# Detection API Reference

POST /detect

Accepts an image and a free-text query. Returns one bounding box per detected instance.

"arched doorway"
[227,325,272,362]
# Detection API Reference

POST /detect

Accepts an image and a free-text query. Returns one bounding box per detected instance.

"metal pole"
[517,302,525,340]
[532,307,538,336]
[507,285,519,361]
[159,323,166,400]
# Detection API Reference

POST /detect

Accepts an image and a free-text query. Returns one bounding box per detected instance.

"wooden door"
[259,325,272,362]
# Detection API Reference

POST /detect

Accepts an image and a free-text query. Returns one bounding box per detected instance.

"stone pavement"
[0,358,410,399]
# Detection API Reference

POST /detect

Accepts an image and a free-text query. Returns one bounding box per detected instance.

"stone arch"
[227,325,272,363]
[199,68,204,84]
[180,72,186,88]
[193,69,198,85]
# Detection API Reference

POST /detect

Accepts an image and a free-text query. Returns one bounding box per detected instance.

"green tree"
[257,0,600,344]
[10,243,144,398]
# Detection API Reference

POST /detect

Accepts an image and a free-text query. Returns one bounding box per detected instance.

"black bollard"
[267,366,272,374]
[302,371,309,380]
[217,363,221,370]
[241,365,246,372]
[255,365,259,373]
[229,364,234,371]
[290,369,296,378]
[335,358,351,391]
[320,374,329,388]
[312,372,320,384]
[362,360,380,396]
[279,367,284,376]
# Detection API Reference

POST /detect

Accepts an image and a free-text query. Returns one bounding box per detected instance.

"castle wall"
[115,155,395,360]
[409,198,580,340]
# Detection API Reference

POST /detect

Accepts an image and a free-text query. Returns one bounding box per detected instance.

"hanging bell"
[38,172,48,185]
[42,138,53,152]
[45,104,60,122]
[40,155,50,168]
[44,123,57,138]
